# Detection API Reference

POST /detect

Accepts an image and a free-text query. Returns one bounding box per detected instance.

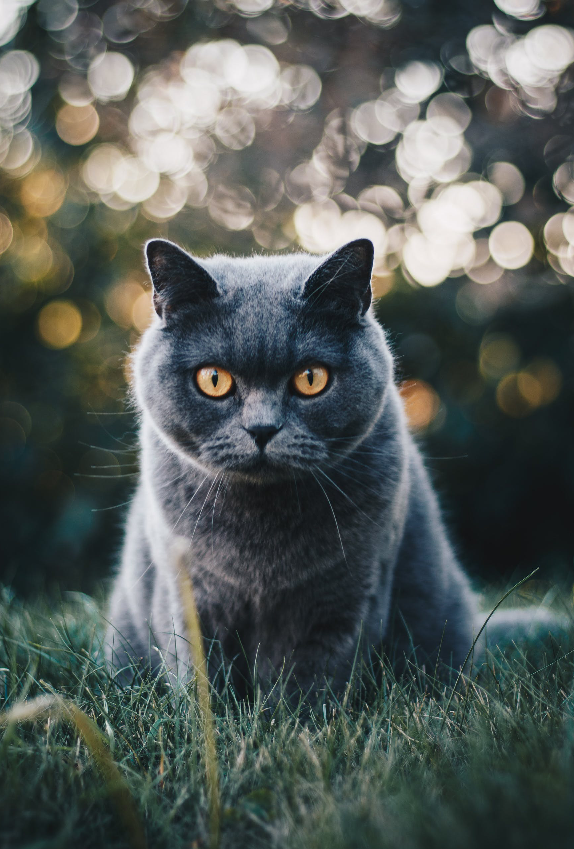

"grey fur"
[105,239,553,695]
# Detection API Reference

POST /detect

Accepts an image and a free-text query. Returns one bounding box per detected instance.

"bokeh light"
[0,212,14,253]
[37,300,82,349]
[1,0,573,592]
[56,104,99,145]
[479,333,521,381]
[395,61,443,103]
[400,380,441,431]
[487,162,525,206]
[20,169,67,217]
[488,221,534,269]
[12,235,53,282]
[87,52,134,101]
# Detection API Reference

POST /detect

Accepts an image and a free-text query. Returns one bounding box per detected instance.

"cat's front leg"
[265,622,361,704]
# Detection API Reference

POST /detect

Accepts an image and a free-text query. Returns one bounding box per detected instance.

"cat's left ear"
[301,239,374,319]
[145,239,219,319]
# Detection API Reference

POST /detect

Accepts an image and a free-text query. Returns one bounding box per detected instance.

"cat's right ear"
[145,239,219,320]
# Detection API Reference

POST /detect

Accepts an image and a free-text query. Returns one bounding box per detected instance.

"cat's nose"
[246,424,282,450]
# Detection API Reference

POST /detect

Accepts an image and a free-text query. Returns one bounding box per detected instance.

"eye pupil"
[196,365,234,398]
[292,364,329,397]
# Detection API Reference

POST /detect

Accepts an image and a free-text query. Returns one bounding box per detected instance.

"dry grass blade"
[440,567,539,731]
[60,700,148,849]
[0,693,55,724]
[1,695,147,849]
[173,538,221,849]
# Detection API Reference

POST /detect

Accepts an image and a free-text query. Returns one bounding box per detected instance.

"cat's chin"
[212,454,309,484]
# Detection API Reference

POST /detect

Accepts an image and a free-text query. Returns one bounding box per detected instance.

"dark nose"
[246,424,281,450]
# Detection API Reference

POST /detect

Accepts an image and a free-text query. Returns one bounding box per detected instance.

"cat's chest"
[156,471,385,590]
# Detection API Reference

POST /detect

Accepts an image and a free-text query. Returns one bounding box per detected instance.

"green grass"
[1,585,574,849]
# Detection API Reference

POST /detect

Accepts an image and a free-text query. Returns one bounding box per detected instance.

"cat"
[105,237,561,696]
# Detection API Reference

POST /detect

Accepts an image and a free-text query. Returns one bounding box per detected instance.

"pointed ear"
[145,239,219,319]
[301,239,374,319]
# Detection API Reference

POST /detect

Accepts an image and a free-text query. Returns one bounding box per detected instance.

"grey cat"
[105,238,557,695]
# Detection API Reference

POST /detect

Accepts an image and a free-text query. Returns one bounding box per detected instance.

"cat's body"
[106,239,483,693]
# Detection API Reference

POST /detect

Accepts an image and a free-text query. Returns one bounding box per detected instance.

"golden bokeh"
[39,244,74,295]
[496,357,562,417]
[0,213,14,254]
[132,290,153,333]
[479,334,521,381]
[371,269,394,299]
[37,300,83,349]
[105,277,147,329]
[11,236,53,282]
[516,372,543,408]
[77,300,101,343]
[400,379,441,431]
[525,357,562,405]
[56,104,100,146]
[496,373,534,417]
[20,169,67,218]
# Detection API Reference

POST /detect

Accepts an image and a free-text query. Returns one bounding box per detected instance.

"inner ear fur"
[301,238,374,318]
[145,239,219,318]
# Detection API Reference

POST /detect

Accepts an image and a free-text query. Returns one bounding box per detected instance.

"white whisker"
[211,472,226,559]
[315,466,383,530]
[172,473,210,532]
[311,470,349,571]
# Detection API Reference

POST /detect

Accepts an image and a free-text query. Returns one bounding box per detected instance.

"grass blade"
[173,539,221,849]
[1,695,147,849]
[440,568,539,731]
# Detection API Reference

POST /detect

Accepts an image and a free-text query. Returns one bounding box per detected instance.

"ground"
[1,586,573,849]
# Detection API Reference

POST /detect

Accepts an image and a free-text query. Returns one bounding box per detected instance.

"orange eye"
[292,365,329,397]
[195,366,235,398]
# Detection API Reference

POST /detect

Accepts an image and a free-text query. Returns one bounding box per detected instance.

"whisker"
[314,466,384,530]
[90,464,138,470]
[320,435,468,462]
[179,473,224,582]
[92,499,134,513]
[319,460,383,500]
[172,474,211,532]
[156,468,190,490]
[86,410,133,416]
[79,441,138,454]
[87,408,137,449]
[219,477,230,512]
[211,472,226,560]
[424,455,468,461]
[129,473,211,591]
[291,470,302,516]
[310,470,349,571]
[74,472,138,479]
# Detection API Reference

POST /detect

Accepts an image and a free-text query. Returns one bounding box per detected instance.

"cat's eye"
[195,366,235,398]
[292,365,330,397]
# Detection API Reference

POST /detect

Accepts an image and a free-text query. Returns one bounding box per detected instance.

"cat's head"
[134,238,393,481]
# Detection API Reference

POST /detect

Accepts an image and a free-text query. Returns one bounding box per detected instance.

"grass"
[1,584,574,849]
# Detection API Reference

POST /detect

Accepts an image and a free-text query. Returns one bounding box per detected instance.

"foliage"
[2,588,574,848]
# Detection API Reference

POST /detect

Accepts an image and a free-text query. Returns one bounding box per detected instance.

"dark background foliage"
[0,0,573,596]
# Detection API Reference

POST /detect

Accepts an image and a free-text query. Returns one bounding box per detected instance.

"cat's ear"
[145,239,219,319]
[301,239,374,319]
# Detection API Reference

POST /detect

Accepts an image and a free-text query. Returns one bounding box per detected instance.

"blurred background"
[0,0,573,597]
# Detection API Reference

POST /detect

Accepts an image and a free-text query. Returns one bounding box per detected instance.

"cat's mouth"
[199,447,323,482]
[217,451,298,480]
